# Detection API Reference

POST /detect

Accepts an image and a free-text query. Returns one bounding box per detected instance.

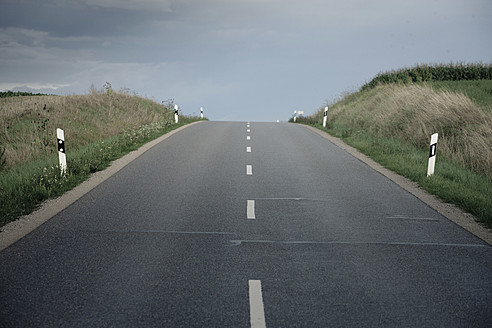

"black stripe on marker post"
[57,139,65,153]
[429,143,437,158]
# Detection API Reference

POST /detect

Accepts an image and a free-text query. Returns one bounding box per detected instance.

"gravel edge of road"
[0,121,203,252]
[302,124,492,246]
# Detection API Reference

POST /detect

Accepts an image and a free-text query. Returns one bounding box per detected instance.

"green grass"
[0,117,200,227]
[424,80,492,111]
[0,91,50,98]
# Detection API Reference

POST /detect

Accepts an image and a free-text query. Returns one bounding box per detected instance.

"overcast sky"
[1,0,491,121]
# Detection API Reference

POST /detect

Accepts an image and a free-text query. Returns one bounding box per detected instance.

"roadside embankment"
[0,89,203,228]
[293,76,492,229]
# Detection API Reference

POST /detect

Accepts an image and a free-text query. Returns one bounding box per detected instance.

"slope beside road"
[1,121,491,327]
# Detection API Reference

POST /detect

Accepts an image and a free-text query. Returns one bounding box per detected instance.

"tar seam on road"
[229,239,489,248]
[0,121,204,252]
[106,230,234,235]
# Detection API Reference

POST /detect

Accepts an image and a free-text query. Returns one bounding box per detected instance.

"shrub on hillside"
[362,63,492,91]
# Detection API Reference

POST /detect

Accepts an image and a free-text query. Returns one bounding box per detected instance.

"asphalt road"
[1,121,491,327]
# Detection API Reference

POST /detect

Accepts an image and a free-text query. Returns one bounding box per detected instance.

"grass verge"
[0,116,201,229]
[304,121,492,228]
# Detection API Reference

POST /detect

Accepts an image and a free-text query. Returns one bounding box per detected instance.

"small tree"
[104,82,113,95]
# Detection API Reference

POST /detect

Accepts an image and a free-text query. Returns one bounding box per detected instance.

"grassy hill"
[293,64,492,228]
[0,89,201,227]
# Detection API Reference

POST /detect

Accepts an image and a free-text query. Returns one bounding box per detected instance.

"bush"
[361,63,492,91]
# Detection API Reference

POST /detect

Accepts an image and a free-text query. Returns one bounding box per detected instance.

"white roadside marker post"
[200,106,204,119]
[293,110,297,122]
[323,106,328,128]
[174,104,179,124]
[427,133,438,177]
[56,128,67,175]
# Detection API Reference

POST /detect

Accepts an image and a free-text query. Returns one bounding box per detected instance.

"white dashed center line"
[249,280,266,328]
[246,165,253,175]
[245,125,263,324]
[247,200,256,219]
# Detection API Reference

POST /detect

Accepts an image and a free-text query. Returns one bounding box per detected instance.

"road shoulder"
[301,124,492,246]
[0,122,203,252]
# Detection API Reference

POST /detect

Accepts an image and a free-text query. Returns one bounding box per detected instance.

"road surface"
[1,121,491,327]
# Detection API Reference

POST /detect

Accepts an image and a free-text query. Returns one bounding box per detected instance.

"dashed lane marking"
[246,165,253,175]
[247,200,256,219]
[249,280,266,328]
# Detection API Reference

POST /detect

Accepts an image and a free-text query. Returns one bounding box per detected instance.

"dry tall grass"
[325,84,492,177]
[0,91,173,169]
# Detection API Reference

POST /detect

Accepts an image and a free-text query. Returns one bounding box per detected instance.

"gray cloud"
[1,0,491,121]
[0,0,168,38]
